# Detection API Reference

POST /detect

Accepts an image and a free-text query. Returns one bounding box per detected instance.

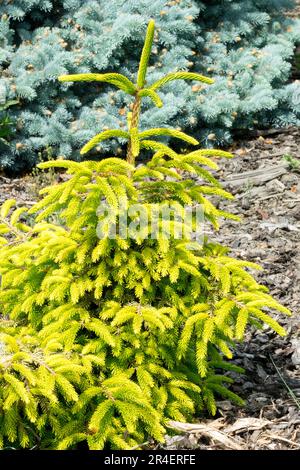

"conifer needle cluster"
[0,20,291,450]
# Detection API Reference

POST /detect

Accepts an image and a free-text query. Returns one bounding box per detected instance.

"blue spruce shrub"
[196,0,300,138]
[0,0,299,172]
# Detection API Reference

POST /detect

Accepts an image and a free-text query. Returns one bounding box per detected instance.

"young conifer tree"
[0,20,291,450]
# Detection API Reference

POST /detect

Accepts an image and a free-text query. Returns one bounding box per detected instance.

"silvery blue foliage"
[0,0,299,172]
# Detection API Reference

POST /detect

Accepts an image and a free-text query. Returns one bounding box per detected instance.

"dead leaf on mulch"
[224,417,270,434]
[167,420,243,450]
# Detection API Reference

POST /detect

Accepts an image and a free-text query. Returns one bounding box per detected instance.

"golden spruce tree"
[0,20,290,450]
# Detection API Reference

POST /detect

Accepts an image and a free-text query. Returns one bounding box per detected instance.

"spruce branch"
[137,19,155,89]
[137,88,163,107]
[58,73,136,95]
[150,72,214,90]
[80,130,129,155]
[139,128,199,146]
